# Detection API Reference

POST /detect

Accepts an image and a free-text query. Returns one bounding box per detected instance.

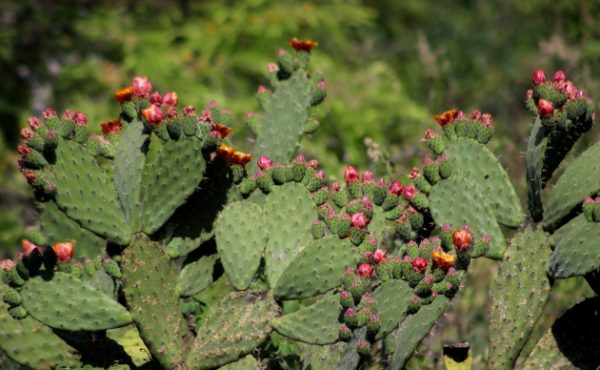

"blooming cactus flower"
[452,227,473,251]
[132,76,152,98]
[52,241,75,263]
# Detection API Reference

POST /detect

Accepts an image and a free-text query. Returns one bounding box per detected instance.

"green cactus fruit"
[216,201,266,289]
[381,193,399,212]
[2,288,22,306]
[103,259,122,279]
[337,217,351,238]
[217,355,261,370]
[106,325,152,368]
[488,227,552,370]
[340,290,354,308]
[113,119,148,230]
[429,176,506,259]
[423,159,440,185]
[311,220,325,239]
[347,183,363,199]
[20,272,131,330]
[388,296,450,369]
[356,339,371,356]
[240,178,257,196]
[256,171,274,193]
[140,135,207,235]
[350,227,366,246]
[274,293,341,344]
[372,280,413,338]
[409,192,429,210]
[477,122,494,144]
[274,236,357,299]
[339,324,353,341]
[177,254,218,297]
[412,175,431,194]
[0,284,80,369]
[444,138,524,227]
[549,214,600,278]
[427,135,446,155]
[187,290,278,370]
[121,235,184,369]
[264,182,318,287]
[7,306,27,320]
[544,141,600,231]
[51,139,131,244]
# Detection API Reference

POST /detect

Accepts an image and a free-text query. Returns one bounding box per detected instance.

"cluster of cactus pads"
[1,39,599,369]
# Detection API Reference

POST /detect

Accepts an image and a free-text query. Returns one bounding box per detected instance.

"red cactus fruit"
[531,69,546,86]
[537,99,554,118]
[411,257,428,272]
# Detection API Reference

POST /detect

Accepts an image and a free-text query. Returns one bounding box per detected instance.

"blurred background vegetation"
[1,0,599,367]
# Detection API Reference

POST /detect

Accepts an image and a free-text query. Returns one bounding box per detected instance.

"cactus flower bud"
[411,257,428,272]
[267,63,279,73]
[452,227,473,251]
[361,171,375,183]
[403,185,417,200]
[23,171,37,184]
[163,91,178,107]
[531,69,546,86]
[0,259,16,271]
[257,155,273,170]
[28,116,42,130]
[307,159,319,169]
[20,128,33,140]
[434,109,459,127]
[42,108,57,119]
[553,70,567,83]
[537,99,554,118]
[344,166,360,184]
[372,249,387,264]
[183,105,196,116]
[101,120,122,135]
[422,129,436,141]
[149,91,162,105]
[290,37,318,51]
[142,105,164,125]
[407,167,421,180]
[389,180,404,195]
[52,241,75,263]
[257,85,267,94]
[357,263,374,278]
[132,76,152,98]
[351,212,368,228]
[22,239,42,256]
[16,145,29,158]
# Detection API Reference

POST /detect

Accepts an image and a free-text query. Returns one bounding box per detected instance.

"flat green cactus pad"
[187,290,279,370]
[140,135,207,235]
[106,325,152,368]
[217,355,261,370]
[264,182,318,287]
[544,141,600,231]
[177,254,219,297]
[373,279,413,338]
[274,293,342,344]
[429,176,506,259]
[216,201,266,289]
[298,328,365,370]
[521,329,574,370]
[445,138,524,227]
[549,214,600,278]
[52,139,131,244]
[20,272,131,331]
[388,297,449,370]
[488,227,552,369]
[274,236,357,299]
[0,283,80,369]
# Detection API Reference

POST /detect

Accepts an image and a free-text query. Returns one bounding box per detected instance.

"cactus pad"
[264,182,318,287]
[274,236,357,299]
[106,325,152,368]
[299,328,364,370]
[544,141,600,230]
[216,201,266,289]
[445,138,524,227]
[21,272,131,331]
[218,355,261,370]
[140,136,207,234]
[429,176,505,259]
[121,235,184,368]
[177,254,219,297]
[52,139,131,244]
[274,293,342,344]
[373,279,413,338]
[187,290,279,369]
[521,329,573,370]
[549,214,600,278]
[488,227,552,369]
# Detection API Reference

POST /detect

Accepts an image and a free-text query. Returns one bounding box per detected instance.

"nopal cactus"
[1,37,599,370]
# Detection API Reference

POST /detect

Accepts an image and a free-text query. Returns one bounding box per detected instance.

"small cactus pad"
[21,272,132,331]
[274,293,342,344]
[544,141,600,230]
[113,119,148,230]
[549,214,600,278]
[121,235,184,368]
[216,201,266,289]
[525,119,547,221]
[40,200,106,260]
[52,139,131,244]
[187,290,279,369]
[445,138,524,227]
[488,227,552,369]
[177,254,219,297]
[217,355,261,370]
[373,279,413,338]
[389,297,449,369]
[106,325,152,368]
[264,182,318,287]
[521,329,573,370]
[298,328,365,370]
[140,136,207,234]
[0,283,80,369]
[429,176,505,259]
[274,236,357,299]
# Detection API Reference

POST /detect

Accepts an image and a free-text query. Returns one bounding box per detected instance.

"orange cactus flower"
[432,249,457,270]
[231,151,253,166]
[216,144,236,161]
[52,240,75,263]
[290,37,319,52]
[434,109,460,127]
[114,86,133,103]
[212,123,232,139]
[216,144,252,166]
[101,120,122,135]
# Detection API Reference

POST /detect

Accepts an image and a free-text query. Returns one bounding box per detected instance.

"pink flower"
[163,91,178,107]
[73,112,87,126]
[0,259,16,271]
[257,155,273,170]
[531,69,546,86]
[20,128,33,140]
[411,257,428,272]
[407,167,421,179]
[372,249,387,264]
[267,63,279,73]
[132,76,152,98]
[422,129,436,141]
[142,105,164,125]
[553,70,567,83]
[357,263,374,278]
[403,185,417,200]
[183,105,196,116]
[308,159,319,169]
[481,113,493,127]
[389,181,404,195]
[28,116,42,130]
[150,91,162,105]
[315,170,325,180]
[42,108,57,118]
[344,166,359,184]
[295,154,306,164]
[537,99,554,118]
[317,80,326,89]
[470,110,482,120]
[22,239,42,256]
[331,182,341,192]
[351,212,368,228]
[257,85,267,94]
[362,171,375,183]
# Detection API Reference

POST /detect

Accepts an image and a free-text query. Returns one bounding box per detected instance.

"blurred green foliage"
[0,1,599,366]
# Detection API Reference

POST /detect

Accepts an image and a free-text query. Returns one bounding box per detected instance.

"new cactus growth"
[2,40,599,370]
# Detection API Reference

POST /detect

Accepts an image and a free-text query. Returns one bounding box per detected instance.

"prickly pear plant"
[1,37,598,370]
